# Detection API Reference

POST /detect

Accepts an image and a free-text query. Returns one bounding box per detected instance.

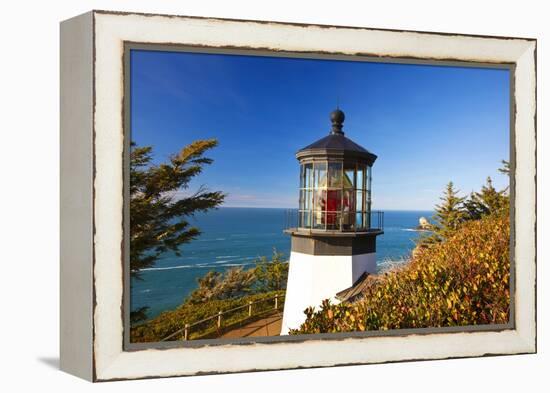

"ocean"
[131,208,433,319]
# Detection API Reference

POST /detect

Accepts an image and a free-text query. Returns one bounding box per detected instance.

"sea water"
[131,208,433,319]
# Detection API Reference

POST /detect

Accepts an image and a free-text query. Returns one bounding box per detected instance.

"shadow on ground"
[38,357,59,370]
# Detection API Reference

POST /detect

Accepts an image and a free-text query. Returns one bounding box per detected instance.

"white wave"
[140,264,194,271]
[216,255,240,259]
[377,257,410,273]
[212,256,255,264]
[141,256,265,272]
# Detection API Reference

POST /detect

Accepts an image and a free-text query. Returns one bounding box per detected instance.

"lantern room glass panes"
[328,162,342,187]
[298,160,372,231]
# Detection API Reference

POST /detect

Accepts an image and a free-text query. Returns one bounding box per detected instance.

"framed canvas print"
[60,10,537,381]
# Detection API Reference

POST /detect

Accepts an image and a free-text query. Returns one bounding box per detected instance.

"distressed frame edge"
[89,11,537,381]
[91,8,538,42]
[59,11,95,381]
[512,40,537,354]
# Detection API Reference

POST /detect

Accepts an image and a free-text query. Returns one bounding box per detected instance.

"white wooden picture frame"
[60,10,536,381]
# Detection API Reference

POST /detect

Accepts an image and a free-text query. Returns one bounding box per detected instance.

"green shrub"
[184,250,288,305]
[290,215,510,334]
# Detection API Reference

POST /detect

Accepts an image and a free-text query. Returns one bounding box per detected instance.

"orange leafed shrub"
[290,215,510,334]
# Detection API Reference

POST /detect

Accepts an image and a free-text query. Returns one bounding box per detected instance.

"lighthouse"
[281,109,383,335]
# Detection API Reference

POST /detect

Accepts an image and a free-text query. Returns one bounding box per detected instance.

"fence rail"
[162,293,284,342]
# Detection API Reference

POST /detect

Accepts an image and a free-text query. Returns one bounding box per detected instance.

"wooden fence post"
[248,301,252,316]
[217,311,222,328]
[184,324,189,341]
[274,294,278,310]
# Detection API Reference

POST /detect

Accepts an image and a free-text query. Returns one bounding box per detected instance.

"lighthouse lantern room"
[281,109,384,334]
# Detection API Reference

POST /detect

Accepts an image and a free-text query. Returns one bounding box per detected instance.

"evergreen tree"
[498,159,510,176]
[464,177,508,219]
[129,140,225,322]
[434,181,466,238]
[130,140,225,277]
[421,182,465,244]
[498,159,511,195]
[463,191,483,221]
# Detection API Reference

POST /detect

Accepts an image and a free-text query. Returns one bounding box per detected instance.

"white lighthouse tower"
[281,109,383,335]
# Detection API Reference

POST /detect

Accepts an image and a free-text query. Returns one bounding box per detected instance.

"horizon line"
[219,205,435,211]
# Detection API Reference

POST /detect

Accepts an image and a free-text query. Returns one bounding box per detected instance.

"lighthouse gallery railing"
[284,209,384,232]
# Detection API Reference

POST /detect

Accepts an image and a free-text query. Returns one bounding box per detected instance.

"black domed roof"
[296,109,377,165]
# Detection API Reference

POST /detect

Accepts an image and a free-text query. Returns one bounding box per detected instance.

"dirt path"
[220,312,283,338]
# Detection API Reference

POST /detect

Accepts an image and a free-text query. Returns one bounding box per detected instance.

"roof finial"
[330,108,345,135]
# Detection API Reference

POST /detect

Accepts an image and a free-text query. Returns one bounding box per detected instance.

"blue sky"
[130,50,510,210]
